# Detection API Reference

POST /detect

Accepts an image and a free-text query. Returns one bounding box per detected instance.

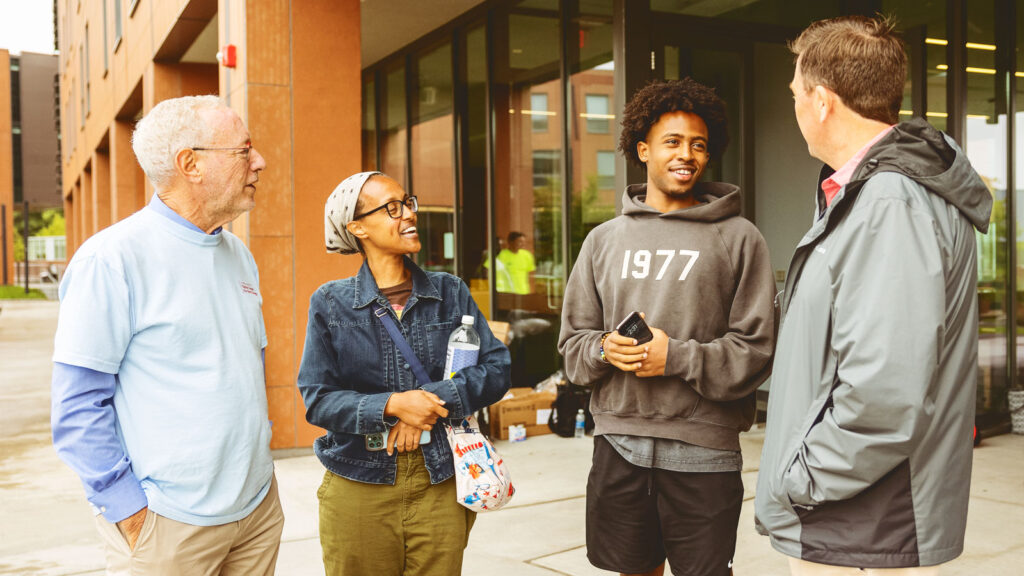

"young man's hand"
[603,331,648,372]
[635,326,669,377]
[386,421,424,455]
[384,390,448,429]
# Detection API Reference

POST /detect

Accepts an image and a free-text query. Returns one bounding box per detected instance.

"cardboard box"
[489,387,557,440]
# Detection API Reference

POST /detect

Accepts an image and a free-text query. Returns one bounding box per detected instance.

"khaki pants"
[318,449,476,576]
[94,475,284,576]
[789,557,941,576]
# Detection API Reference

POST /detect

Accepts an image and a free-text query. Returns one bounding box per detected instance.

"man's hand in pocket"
[117,506,148,550]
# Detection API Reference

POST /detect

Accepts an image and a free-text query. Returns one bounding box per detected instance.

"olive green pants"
[318,449,476,576]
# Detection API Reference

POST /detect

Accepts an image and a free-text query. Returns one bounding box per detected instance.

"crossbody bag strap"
[373,304,433,386]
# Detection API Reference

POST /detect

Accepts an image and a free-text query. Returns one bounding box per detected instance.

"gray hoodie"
[558,182,776,451]
[754,118,993,568]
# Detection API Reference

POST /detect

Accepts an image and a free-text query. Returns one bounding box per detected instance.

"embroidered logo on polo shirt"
[241,282,259,296]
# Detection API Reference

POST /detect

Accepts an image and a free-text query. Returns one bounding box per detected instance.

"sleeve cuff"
[90,471,148,523]
[359,392,395,434]
[421,379,466,420]
[664,338,693,378]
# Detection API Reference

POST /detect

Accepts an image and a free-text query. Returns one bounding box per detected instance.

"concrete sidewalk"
[2,299,1022,575]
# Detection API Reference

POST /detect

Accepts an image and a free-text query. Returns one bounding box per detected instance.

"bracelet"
[599,332,610,363]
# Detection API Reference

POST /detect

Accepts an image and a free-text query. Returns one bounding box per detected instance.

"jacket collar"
[353,255,442,309]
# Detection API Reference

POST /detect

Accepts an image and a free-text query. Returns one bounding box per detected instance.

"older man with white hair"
[51,95,282,575]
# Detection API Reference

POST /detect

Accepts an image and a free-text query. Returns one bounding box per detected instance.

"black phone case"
[615,312,654,344]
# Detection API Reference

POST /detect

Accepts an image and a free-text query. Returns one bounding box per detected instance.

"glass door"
[492,0,566,388]
[652,21,752,215]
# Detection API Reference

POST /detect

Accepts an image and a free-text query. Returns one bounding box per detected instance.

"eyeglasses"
[353,196,419,220]
[192,142,253,158]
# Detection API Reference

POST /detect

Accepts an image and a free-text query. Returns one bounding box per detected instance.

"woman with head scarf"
[298,172,511,575]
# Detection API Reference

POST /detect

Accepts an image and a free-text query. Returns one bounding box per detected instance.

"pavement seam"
[525,544,588,575]
[503,494,585,510]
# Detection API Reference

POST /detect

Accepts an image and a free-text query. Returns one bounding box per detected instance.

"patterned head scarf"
[324,171,382,255]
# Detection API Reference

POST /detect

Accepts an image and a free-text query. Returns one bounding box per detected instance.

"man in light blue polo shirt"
[52,95,283,575]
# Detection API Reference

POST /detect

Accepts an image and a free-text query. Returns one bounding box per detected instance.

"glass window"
[569,0,617,265]
[1014,0,1024,424]
[882,0,947,130]
[362,76,377,171]
[79,45,86,125]
[102,0,108,71]
[462,24,492,314]
[964,1,1008,421]
[85,24,91,114]
[596,150,615,189]
[530,92,549,132]
[494,0,564,388]
[584,93,610,133]
[650,0,840,28]
[411,41,456,274]
[381,63,408,188]
[114,0,122,46]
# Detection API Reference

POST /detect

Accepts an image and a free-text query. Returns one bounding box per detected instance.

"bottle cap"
[462,315,475,325]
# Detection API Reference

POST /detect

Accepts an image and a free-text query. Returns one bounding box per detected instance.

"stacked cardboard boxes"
[488,387,557,440]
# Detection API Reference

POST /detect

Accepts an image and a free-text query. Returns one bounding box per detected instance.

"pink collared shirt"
[821,126,895,207]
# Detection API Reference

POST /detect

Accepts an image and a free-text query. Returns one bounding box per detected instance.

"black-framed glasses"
[353,196,418,220]
[192,142,253,158]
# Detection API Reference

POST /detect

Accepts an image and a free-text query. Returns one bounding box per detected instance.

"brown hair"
[790,15,906,125]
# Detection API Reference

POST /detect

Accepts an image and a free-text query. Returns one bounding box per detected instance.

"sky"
[0,0,57,55]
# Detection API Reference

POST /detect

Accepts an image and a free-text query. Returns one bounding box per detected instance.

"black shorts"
[586,435,743,576]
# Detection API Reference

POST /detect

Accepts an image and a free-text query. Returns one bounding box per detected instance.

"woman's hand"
[386,421,425,455]
[384,390,448,429]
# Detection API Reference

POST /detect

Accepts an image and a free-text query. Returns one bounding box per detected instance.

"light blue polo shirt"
[53,199,272,526]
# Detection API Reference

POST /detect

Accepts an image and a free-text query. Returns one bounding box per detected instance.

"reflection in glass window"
[963,0,1008,419]
[530,93,549,132]
[651,0,840,28]
[381,64,408,188]
[533,150,559,189]
[362,77,377,171]
[585,94,610,133]
[569,0,617,267]
[412,41,455,274]
[494,4,564,388]
[881,0,947,130]
[596,151,615,190]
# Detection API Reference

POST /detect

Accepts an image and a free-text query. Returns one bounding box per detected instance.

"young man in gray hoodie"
[559,78,776,576]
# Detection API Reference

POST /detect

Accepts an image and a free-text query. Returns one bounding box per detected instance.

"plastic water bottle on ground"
[445,315,480,379]
[574,409,586,438]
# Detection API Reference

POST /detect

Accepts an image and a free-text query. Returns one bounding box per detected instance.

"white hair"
[131,95,224,187]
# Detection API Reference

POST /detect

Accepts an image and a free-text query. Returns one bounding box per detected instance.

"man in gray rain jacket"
[755,16,993,575]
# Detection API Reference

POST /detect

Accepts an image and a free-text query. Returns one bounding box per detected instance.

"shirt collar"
[821,125,894,207]
[354,256,442,309]
[147,194,223,235]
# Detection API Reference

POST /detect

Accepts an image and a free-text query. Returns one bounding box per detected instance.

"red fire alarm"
[218,45,237,68]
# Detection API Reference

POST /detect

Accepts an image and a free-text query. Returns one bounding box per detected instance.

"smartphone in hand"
[615,311,654,344]
[365,429,432,452]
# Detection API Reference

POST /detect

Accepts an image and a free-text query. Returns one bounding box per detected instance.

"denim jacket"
[298,257,511,485]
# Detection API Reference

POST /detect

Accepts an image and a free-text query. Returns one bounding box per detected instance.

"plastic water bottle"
[444,315,480,379]
[574,409,586,438]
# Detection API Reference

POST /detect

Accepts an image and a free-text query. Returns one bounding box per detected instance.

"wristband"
[599,332,610,363]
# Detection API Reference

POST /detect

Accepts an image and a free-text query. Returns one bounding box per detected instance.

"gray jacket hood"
[622,181,742,223]
[843,118,992,233]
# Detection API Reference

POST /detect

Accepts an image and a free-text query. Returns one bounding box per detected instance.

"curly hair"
[618,78,729,167]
